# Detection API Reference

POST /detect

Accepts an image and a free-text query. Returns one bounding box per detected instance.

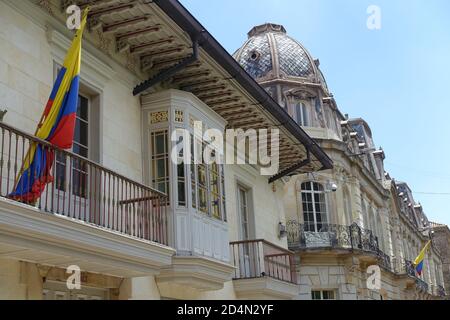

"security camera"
[331,183,338,192]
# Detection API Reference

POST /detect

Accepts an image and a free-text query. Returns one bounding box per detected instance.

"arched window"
[301,182,328,232]
[403,238,409,260]
[361,198,368,229]
[369,207,377,238]
[294,102,309,127]
[376,213,384,251]
[343,187,352,226]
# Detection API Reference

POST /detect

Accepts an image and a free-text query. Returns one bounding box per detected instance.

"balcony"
[229,239,298,299]
[416,278,429,293]
[397,259,432,294]
[404,259,416,277]
[430,284,446,298]
[0,121,174,277]
[377,250,392,271]
[436,285,446,298]
[286,221,391,269]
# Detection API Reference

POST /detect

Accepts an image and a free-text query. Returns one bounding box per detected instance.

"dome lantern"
[247,23,287,38]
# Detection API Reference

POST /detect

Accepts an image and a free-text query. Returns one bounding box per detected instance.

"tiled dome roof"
[233,23,328,91]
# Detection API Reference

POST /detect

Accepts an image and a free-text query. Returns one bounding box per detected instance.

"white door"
[236,186,261,277]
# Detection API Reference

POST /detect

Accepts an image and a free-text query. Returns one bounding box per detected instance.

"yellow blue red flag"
[10,9,89,203]
[413,240,431,276]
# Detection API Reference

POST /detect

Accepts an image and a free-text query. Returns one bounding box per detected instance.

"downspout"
[133,34,200,96]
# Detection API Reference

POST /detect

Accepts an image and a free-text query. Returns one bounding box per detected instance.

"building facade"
[234,23,447,300]
[0,0,447,300]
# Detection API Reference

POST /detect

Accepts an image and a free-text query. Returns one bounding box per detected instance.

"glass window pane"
[77,96,89,121]
[178,181,186,206]
[156,182,166,194]
[155,134,166,155]
[302,103,309,126]
[72,165,87,198]
[295,103,302,125]
[177,162,186,207]
[156,159,166,178]
[199,188,208,213]
[151,131,169,203]
[220,165,226,221]
[301,182,311,191]
[177,163,185,177]
[56,162,66,191]
[73,143,88,158]
[74,119,88,147]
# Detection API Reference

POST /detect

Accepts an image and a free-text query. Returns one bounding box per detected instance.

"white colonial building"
[0,0,334,300]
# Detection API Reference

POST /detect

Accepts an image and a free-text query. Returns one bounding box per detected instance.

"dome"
[233,23,328,91]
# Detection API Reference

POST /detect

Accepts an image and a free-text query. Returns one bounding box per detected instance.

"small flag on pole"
[9,8,89,203]
[413,240,432,276]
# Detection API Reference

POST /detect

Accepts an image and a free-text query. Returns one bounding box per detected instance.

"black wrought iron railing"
[437,285,446,297]
[416,277,429,293]
[377,250,392,271]
[404,259,416,277]
[287,221,379,252]
[0,121,169,245]
[286,221,393,270]
[400,259,440,294]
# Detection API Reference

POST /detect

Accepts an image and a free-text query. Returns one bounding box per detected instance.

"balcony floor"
[233,277,298,300]
[0,197,175,278]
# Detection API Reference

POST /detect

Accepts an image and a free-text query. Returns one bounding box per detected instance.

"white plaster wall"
[225,164,288,248]
[0,1,143,182]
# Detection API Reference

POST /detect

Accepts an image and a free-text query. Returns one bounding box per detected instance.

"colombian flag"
[9,9,89,203]
[413,240,432,276]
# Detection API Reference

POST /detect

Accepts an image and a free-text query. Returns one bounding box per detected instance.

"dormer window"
[294,102,309,127]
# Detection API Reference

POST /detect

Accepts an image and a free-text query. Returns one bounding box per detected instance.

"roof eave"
[152,0,333,171]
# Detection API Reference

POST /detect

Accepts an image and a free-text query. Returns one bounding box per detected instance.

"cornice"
[0,197,175,276]
[318,139,389,199]
[4,0,142,89]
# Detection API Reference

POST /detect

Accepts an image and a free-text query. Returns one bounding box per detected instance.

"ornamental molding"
[0,197,175,277]
[150,111,169,124]
[233,277,298,300]
[46,26,116,90]
[156,256,235,291]
[38,0,54,16]
[284,88,316,100]
[96,29,112,56]
[4,0,140,89]
[141,89,228,131]
[174,110,184,123]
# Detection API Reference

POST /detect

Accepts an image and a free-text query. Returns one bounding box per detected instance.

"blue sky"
[180,0,450,226]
